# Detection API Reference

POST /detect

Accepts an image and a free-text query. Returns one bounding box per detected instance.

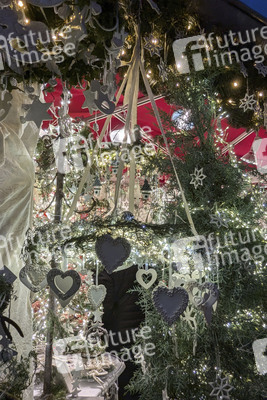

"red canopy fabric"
[43,80,267,160]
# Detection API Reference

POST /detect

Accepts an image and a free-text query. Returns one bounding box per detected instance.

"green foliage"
[124,17,267,398]
[0,352,37,400]
[127,249,266,400]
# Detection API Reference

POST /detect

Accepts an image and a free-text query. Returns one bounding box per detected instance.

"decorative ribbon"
[112,32,140,214]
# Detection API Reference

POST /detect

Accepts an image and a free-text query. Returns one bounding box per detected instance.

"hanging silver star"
[239,93,257,112]
[255,62,267,77]
[209,374,234,400]
[190,167,206,189]
[92,309,104,322]
[143,34,162,57]
[82,88,98,114]
[21,98,52,128]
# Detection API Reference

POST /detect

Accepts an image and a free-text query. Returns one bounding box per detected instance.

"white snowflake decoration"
[209,374,234,400]
[190,167,206,189]
[210,214,229,228]
[181,304,197,330]
[255,62,267,77]
[239,93,257,112]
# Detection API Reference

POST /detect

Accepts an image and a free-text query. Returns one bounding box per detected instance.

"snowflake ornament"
[210,214,229,228]
[181,304,197,330]
[190,167,206,189]
[239,93,257,112]
[144,34,162,57]
[209,374,234,400]
[255,62,267,77]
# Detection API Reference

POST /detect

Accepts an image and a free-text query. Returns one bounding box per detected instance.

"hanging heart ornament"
[87,284,107,310]
[95,234,131,274]
[152,284,189,326]
[136,268,157,289]
[47,269,81,303]
[19,266,47,293]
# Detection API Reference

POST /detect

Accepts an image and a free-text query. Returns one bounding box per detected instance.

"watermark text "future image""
[173,26,267,73]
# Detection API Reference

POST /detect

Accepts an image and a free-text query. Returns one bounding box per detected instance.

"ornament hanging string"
[139,60,198,236]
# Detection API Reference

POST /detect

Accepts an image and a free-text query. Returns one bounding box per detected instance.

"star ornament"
[144,34,162,57]
[92,309,103,322]
[190,167,206,189]
[239,93,257,112]
[255,62,267,77]
[21,98,52,128]
[209,374,234,400]
[82,88,98,114]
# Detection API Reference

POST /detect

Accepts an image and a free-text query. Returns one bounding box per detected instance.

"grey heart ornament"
[19,266,47,293]
[152,284,189,326]
[87,284,107,310]
[95,234,131,274]
[47,269,81,305]
[136,268,157,289]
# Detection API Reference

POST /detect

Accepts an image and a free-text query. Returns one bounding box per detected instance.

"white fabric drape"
[0,87,40,399]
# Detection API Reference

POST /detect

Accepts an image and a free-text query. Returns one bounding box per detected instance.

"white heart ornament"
[136,268,157,290]
[54,275,76,307]
[87,284,107,310]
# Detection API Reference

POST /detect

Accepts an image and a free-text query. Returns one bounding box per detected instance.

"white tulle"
[0,87,40,400]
